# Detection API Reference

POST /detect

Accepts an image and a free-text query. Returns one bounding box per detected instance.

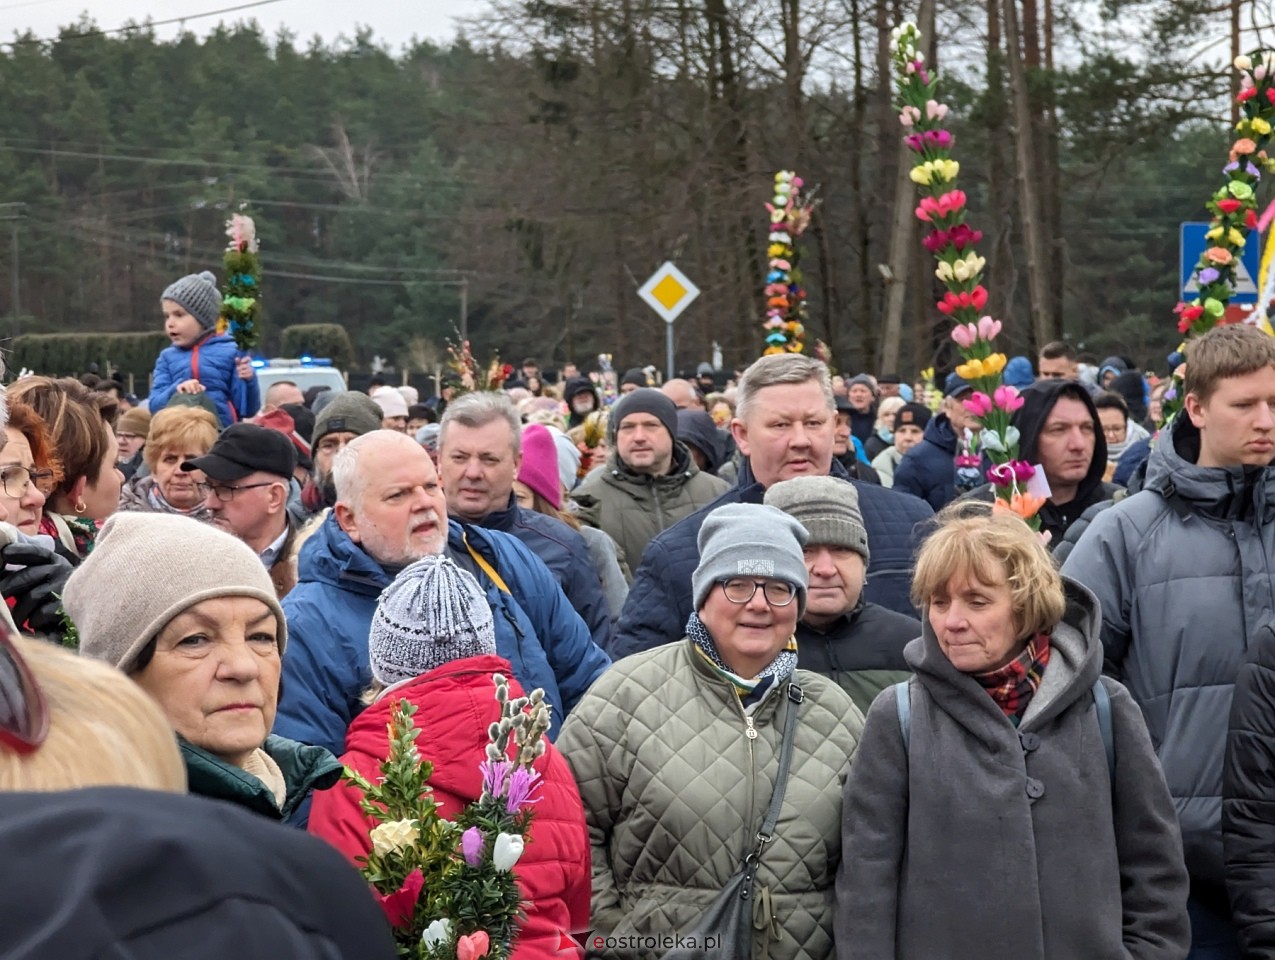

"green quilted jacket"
[557,639,863,960]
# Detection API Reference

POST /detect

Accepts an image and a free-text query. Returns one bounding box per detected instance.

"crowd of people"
[3,270,1275,960]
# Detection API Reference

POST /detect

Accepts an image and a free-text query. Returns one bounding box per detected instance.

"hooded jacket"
[893,413,961,510]
[570,442,729,568]
[563,377,600,429]
[835,579,1190,960]
[308,655,591,960]
[1062,412,1275,890]
[475,495,614,652]
[609,458,933,659]
[274,512,610,754]
[967,379,1120,546]
[557,640,863,960]
[795,597,920,715]
[0,787,396,960]
[675,408,729,474]
[148,331,261,427]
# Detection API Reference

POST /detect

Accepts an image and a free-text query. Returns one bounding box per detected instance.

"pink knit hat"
[519,423,563,508]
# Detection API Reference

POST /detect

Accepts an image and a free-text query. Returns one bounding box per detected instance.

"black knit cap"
[620,367,648,388]
[608,388,678,444]
[894,402,932,431]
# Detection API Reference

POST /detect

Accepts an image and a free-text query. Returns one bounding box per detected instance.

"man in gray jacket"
[1063,324,1275,960]
[570,388,728,568]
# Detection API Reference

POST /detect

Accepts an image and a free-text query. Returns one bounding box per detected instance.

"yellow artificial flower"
[768,243,787,257]
[1254,117,1272,136]
[1229,228,1246,246]
[936,261,955,282]
[936,159,960,182]
[955,359,982,381]
[982,352,1007,375]
[910,165,932,186]
[1207,226,1224,241]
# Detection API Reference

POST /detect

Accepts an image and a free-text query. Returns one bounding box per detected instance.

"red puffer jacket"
[307,655,590,958]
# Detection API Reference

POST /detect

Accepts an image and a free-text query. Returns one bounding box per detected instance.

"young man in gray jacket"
[1063,324,1275,960]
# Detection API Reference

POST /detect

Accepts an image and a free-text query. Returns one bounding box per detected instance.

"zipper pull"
[745,716,758,740]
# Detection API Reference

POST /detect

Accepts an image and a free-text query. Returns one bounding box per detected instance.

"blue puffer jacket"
[475,496,613,652]
[892,413,959,511]
[148,331,260,427]
[275,513,611,754]
[609,459,932,659]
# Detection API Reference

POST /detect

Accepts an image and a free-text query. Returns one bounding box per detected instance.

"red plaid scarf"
[972,633,1051,727]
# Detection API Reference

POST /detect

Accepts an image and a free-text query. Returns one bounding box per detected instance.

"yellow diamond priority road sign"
[638,261,700,324]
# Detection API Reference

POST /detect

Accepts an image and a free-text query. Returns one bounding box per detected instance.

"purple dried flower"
[1199,268,1221,285]
[505,767,543,814]
[480,758,512,799]
[461,826,484,867]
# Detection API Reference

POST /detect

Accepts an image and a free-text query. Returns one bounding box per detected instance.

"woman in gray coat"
[835,504,1190,960]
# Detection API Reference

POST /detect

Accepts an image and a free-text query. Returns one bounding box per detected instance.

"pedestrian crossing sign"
[1181,221,1260,303]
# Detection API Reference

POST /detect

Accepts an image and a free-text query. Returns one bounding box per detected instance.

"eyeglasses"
[0,465,56,499]
[196,480,277,502]
[718,578,797,606]
[0,629,49,754]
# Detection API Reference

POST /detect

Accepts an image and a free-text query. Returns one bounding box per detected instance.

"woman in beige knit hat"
[64,512,342,826]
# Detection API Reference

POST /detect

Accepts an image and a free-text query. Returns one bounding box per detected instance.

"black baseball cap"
[182,423,297,481]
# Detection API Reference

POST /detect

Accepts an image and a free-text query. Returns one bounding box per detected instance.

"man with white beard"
[274,430,609,754]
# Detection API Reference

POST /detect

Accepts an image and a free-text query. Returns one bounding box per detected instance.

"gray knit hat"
[692,503,809,615]
[311,391,384,446]
[764,476,870,564]
[65,512,286,673]
[608,387,678,445]
[161,270,222,331]
[368,555,497,686]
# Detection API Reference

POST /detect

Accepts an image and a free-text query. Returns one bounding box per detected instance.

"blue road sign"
[1181,221,1260,303]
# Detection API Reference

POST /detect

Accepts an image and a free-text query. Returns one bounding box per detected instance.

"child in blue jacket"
[148,271,260,427]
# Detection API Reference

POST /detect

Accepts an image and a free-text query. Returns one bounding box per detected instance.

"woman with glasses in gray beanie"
[556,502,864,960]
[63,512,342,827]
[307,554,590,958]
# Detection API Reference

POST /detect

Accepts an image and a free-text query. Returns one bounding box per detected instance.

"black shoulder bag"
[657,682,805,960]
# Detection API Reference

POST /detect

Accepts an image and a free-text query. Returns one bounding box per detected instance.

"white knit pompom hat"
[368,555,497,686]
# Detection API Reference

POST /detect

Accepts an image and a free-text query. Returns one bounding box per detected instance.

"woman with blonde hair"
[835,503,1190,960]
[0,631,185,793]
[118,405,220,520]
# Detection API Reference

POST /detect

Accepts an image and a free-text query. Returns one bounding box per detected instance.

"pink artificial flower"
[950,323,977,349]
[993,385,1025,413]
[458,931,491,960]
[926,99,948,120]
[977,316,1002,340]
[922,230,950,253]
[963,392,993,418]
[924,129,953,149]
[375,870,424,930]
[904,133,925,152]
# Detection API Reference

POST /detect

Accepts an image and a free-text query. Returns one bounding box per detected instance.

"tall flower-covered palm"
[762,170,816,355]
[892,23,1042,524]
[221,213,262,352]
[1165,51,1275,422]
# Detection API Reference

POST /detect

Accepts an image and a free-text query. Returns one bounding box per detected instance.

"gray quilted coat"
[557,640,863,960]
[1061,413,1275,889]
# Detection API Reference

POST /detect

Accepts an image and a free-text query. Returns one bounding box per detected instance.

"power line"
[2,0,289,46]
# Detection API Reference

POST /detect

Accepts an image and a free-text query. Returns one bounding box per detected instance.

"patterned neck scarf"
[686,611,798,708]
[972,632,1051,727]
[145,478,210,520]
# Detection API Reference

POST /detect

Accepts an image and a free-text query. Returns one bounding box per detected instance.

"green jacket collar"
[180,734,342,823]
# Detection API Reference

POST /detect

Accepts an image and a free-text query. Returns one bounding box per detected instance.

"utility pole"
[0,203,26,334]
[460,277,469,342]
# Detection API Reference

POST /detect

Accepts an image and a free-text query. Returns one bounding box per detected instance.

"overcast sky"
[1,0,487,48]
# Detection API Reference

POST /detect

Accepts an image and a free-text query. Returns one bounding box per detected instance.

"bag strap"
[893,679,910,751]
[751,682,804,851]
[1092,678,1115,786]
[462,531,511,595]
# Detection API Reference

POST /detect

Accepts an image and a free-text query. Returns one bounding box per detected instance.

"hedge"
[279,324,354,370]
[8,332,172,380]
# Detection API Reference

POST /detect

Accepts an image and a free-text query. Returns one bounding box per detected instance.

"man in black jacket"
[765,475,919,714]
[609,354,933,659]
